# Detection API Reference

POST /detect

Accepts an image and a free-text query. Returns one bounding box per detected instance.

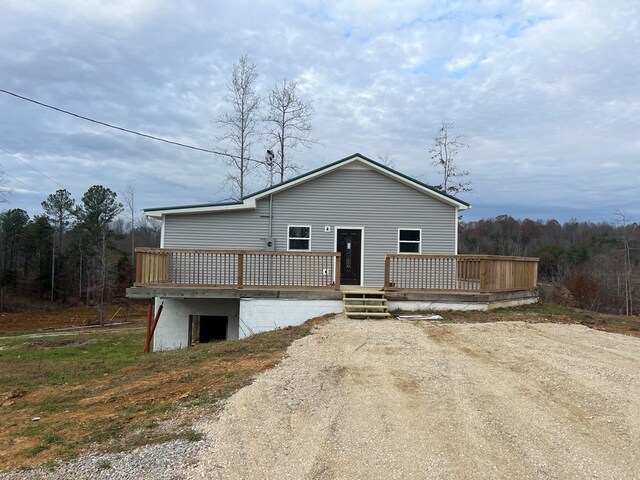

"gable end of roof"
[143,153,470,217]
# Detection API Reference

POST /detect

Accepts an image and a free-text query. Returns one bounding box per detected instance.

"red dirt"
[0,304,148,333]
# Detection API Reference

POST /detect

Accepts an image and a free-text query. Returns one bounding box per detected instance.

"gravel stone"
[0,439,202,480]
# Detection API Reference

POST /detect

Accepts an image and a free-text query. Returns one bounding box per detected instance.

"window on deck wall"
[288,225,311,251]
[398,229,421,253]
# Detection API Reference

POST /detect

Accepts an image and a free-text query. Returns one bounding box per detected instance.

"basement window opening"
[190,315,228,345]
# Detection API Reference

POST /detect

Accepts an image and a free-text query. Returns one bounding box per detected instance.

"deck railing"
[135,248,341,289]
[384,254,538,292]
[134,249,538,293]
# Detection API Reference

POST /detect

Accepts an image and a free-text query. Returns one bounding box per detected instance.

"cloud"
[0,0,638,223]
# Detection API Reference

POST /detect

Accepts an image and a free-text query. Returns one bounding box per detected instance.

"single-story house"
[127,153,538,350]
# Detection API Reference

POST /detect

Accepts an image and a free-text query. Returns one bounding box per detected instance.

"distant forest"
[0,191,637,317]
[459,215,639,316]
[0,187,160,321]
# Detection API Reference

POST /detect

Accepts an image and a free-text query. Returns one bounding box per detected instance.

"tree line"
[459,214,639,315]
[0,186,160,321]
[3,190,635,317]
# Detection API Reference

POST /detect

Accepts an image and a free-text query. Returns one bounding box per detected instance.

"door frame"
[334,226,365,287]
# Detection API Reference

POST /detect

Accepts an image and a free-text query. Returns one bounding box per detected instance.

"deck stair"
[342,289,391,319]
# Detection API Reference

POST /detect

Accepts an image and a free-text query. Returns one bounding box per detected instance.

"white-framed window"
[398,228,421,253]
[288,225,311,251]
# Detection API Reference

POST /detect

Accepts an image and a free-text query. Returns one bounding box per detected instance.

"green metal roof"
[144,199,242,213]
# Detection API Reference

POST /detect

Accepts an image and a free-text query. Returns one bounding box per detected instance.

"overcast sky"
[1,0,638,223]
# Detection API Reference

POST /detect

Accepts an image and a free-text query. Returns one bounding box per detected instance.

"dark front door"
[337,229,362,285]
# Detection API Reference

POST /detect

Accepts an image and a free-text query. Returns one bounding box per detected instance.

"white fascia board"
[144,198,257,219]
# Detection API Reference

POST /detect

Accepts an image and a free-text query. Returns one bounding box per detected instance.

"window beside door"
[288,225,311,251]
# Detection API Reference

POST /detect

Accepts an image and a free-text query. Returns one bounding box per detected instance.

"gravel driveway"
[188,317,640,479]
[3,316,639,479]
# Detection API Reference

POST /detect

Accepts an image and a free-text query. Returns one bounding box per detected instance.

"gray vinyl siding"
[163,200,270,249]
[270,167,456,285]
[162,165,457,286]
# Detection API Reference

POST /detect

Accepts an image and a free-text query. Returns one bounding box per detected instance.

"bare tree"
[121,183,136,265]
[377,152,397,169]
[263,79,315,184]
[614,210,637,316]
[0,164,9,203]
[429,121,471,196]
[216,55,261,199]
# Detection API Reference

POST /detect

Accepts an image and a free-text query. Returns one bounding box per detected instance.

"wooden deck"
[131,248,538,297]
[384,254,538,293]
[135,248,341,289]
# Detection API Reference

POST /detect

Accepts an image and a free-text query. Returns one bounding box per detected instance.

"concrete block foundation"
[239,298,343,338]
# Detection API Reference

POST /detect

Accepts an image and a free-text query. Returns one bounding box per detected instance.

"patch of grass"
[43,434,63,445]
[183,429,204,442]
[0,332,145,390]
[27,433,63,456]
[0,315,329,471]
[487,303,581,318]
[28,444,48,457]
[187,390,222,407]
[42,459,58,471]
[393,303,586,321]
[393,303,640,338]
[97,459,111,470]
[37,396,81,413]
[52,440,82,461]
[144,420,159,430]
[88,419,126,443]
[0,329,43,337]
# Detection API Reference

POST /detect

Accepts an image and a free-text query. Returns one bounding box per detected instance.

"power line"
[3,171,47,197]
[0,87,263,163]
[0,146,66,189]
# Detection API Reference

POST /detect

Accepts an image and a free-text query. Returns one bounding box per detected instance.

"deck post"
[384,255,390,290]
[144,300,153,353]
[135,251,143,284]
[161,252,169,283]
[479,258,488,292]
[145,302,164,353]
[334,255,341,289]
[237,253,244,289]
